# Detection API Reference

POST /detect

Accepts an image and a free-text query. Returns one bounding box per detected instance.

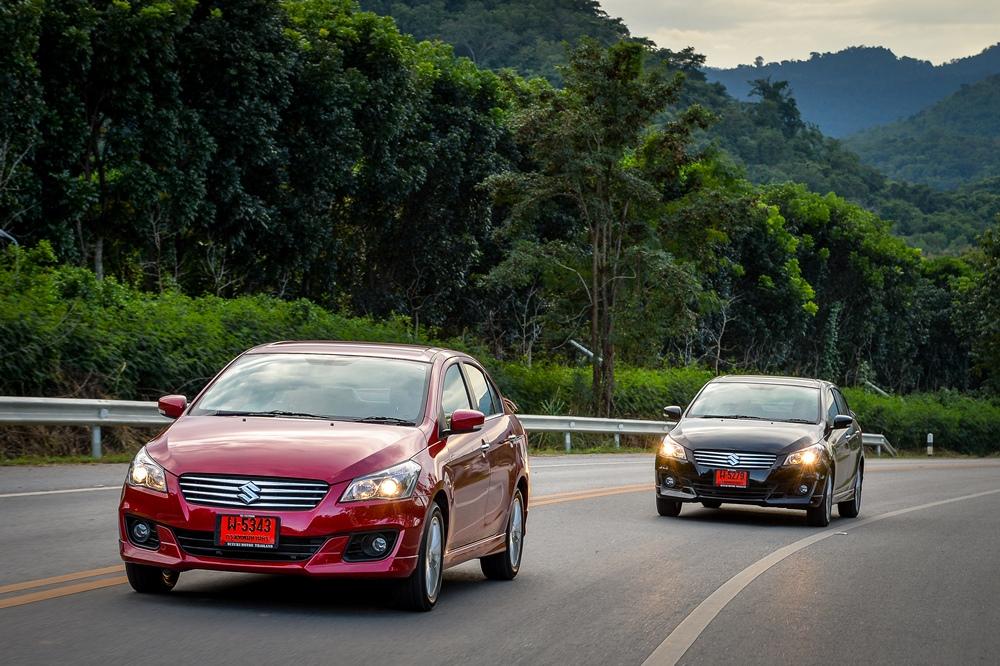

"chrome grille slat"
[692,450,777,469]
[181,475,327,488]
[179,474,329,510]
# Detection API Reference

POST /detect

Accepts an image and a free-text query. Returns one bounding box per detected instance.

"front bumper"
[655,454,829,509]
[119,475,427,578]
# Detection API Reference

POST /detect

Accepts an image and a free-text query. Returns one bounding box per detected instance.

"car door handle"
[504,434,522,445]
[480,440,491,454]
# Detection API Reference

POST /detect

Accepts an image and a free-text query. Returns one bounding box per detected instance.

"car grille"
[692,483,773,501]
[173,528,327,562]
[692,450,777,470]
[178,474,329,510]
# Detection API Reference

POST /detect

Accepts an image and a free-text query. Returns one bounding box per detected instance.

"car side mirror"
[158,395,187,419]
[832,415,853,430]
[663,406,683,421]
[449,409,485,434]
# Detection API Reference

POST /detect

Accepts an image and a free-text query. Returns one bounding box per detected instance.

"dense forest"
[1,0,998,425]
[706,44,1000,137]
[845,75,1000,189]
[357,1,1000,254]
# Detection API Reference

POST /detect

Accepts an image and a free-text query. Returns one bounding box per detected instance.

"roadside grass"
[531,445,653,456]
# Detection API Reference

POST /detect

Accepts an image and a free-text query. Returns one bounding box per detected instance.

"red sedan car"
[119,341,529,611]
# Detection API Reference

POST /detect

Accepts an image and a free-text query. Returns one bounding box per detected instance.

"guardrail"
[0,397,895,458]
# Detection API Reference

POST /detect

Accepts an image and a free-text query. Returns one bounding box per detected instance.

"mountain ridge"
[704,44,1000,137]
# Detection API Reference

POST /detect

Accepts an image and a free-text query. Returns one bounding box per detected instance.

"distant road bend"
[2,456,999,665]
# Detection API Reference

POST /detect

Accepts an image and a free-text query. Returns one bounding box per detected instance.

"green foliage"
[359,0,631,83]
[844,389,1000,456]
[0,243,431,399]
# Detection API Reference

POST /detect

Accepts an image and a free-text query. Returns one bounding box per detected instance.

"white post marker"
[927,432,934,456]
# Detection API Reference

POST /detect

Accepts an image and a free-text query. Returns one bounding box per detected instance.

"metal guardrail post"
[564,431,571,452]
[90,425,102,459]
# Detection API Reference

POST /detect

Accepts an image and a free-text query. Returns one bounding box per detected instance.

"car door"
[462,362,515,538]
[440,362,492,548]
[825,389,852,494]
[833,388,863,477]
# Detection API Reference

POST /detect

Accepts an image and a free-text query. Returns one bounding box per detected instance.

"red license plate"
[217,515,279,549]
[714,469,749,488]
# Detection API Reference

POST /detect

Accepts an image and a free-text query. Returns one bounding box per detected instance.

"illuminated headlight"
[341,460,421,502]
[659,436,687,461]
[785,444,824,466]
[127,447,167,493]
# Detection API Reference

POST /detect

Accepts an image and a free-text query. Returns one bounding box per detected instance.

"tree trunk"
[93,237,104,280]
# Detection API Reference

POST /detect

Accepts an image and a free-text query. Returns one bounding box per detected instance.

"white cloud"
[599,0,1000,67]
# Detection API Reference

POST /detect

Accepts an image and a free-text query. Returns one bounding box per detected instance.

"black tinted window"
[826,391,839,423]
[441,364,472,416]
[833,389,850,415]
[464,364,500,416]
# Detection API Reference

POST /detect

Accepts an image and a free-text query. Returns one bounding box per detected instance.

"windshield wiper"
[350,416,416,426]
[781,418,817,424]
[698,414,770,421]
[213,410,331,420]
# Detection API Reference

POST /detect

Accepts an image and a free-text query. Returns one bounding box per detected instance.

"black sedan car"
[655,376,863,526]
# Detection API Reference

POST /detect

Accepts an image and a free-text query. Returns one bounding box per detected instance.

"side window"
[441,364,472,417]
[826,390,838,424]
[833,389,850,416]
[464,364,500,416]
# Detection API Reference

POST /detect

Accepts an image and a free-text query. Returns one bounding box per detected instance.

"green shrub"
[2,245,998,457]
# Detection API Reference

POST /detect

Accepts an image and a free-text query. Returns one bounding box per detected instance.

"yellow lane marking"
[530,483,649,507]
[0,565,124,595]
[0,576,129,609]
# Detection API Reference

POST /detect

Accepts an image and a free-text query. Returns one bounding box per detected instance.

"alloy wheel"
[424,514,443,602]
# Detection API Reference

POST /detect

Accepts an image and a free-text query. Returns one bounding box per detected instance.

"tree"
[0,0,43,237]
[489,39,710,415]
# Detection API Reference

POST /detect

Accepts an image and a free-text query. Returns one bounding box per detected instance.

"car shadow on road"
[670,505,832,529]
[152,564,493,616]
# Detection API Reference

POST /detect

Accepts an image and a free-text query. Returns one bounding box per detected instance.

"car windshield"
[190,353,430,424]
[687,382,821,423]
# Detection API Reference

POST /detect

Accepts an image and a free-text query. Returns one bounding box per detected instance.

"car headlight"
[659,436,687,461]
[127,447,167,493]
[341,460,421,502]
[785,444,824,466]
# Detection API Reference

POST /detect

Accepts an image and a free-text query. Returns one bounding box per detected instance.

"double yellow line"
[0,483,650,610]
[0,565,127,609]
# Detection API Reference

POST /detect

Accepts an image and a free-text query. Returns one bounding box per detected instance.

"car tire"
[125,563,178,594]
[838,467,862,518]
[806,475,833,527]
[656,496,682,517]
[396,504,445,612]
[481,489,525,581]
[701,500,722,509]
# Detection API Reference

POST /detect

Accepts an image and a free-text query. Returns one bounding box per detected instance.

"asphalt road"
[1,455,999,665]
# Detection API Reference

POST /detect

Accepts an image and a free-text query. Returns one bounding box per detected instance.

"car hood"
[670,418,822,455]
[146,416,428,483]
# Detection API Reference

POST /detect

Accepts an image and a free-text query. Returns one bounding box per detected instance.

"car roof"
[711,375,831,389]
[244,340,458,363]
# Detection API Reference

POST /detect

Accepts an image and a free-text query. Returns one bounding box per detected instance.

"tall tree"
[490,39,710,415]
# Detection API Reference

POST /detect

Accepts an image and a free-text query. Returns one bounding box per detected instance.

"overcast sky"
[599,0,1000,68]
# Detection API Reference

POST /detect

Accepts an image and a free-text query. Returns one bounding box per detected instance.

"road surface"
[1,455,999,665]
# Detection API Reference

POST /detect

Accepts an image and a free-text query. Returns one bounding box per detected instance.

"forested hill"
[705,45,1000,137]
[844,75,1000,189]
[358,0,632,81]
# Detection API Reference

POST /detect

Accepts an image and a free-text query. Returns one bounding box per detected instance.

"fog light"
[664,476,676,488]
[798,484,810,495]
[131,521,151,543]
[371,536,388,554]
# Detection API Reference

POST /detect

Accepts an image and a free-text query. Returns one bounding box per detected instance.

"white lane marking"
[0,485,121,499]
[642,487,1000,666]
